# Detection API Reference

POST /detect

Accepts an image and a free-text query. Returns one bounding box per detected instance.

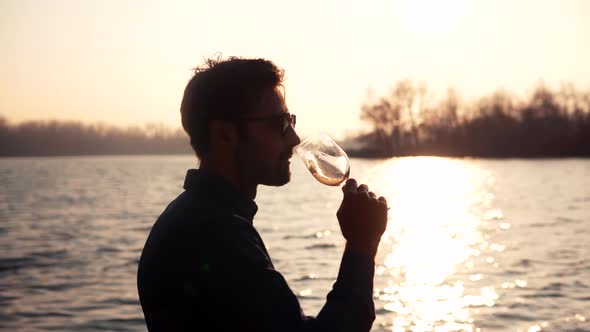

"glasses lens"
[282,115,289,134]
[281,114,296,135]
[281,114,287,134]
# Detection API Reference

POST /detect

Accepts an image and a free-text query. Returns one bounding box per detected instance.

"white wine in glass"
[295,132,350,186]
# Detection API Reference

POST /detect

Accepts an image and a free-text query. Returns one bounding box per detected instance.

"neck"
[199,158,257,200]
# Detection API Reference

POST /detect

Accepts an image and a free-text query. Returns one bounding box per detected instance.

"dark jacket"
[137,169,375,331]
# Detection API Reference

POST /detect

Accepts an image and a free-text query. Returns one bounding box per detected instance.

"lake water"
[0,156,588,332]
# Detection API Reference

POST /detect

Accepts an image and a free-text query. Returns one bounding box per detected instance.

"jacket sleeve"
[312,250,376,332]
[192,217,376,332]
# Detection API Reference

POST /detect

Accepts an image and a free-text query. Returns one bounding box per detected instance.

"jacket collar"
[183,168,258,222]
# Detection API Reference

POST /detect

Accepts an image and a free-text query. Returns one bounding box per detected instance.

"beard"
[251,156,291,186]
[236,146,291,187]
[270,158,291,186]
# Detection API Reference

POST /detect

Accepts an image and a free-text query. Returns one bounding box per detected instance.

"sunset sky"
[2,0,589,139]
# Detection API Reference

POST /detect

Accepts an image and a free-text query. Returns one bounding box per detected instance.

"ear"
[209,120,238,148]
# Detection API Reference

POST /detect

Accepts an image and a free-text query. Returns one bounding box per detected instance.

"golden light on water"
[366,157,500,331]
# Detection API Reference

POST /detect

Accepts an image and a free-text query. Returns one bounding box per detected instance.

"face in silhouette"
[235,87,300,187]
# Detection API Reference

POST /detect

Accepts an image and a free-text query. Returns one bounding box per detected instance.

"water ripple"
[1,156,589,331]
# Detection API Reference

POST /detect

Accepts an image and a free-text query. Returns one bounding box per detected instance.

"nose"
[287,126,301,149]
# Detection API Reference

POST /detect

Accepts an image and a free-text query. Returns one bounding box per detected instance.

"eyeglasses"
[233,112,296,136]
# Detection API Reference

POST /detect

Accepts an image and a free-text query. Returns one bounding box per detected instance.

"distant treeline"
[353,82,590,158]
[1,82,589,158]
[0,119,192,156]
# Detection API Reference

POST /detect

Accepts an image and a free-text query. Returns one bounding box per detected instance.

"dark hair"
[180,56,285,159]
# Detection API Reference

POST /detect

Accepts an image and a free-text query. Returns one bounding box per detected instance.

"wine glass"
[294,132,350,186]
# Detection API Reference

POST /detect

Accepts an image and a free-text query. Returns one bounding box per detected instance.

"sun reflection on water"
[365,157,499,332]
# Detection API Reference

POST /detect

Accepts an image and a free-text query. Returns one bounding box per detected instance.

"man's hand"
[336,179,388,257]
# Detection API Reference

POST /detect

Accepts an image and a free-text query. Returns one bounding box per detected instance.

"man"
[137,57,388,332]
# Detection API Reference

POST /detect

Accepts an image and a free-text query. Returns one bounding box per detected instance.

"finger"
[378,196,388,209]
[359,190,371,200]
[358,184,369,193]
[342,178,358,193]
[369,191,377,200]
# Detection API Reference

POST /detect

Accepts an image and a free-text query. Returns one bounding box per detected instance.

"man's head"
[181,57,300,188]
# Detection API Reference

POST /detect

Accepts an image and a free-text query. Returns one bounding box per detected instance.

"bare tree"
[357,81,590,157]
